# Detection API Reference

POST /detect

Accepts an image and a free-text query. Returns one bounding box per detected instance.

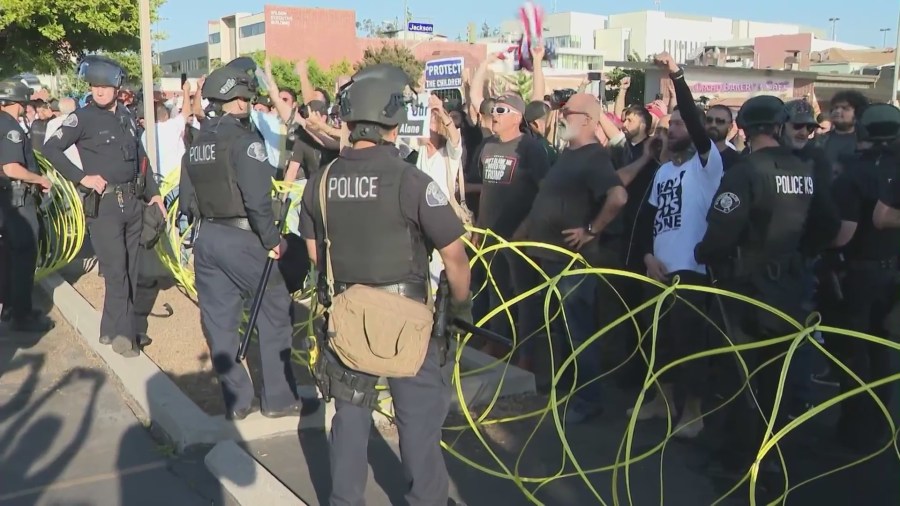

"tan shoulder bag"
[318,163,435,378]
[445,153,474,240]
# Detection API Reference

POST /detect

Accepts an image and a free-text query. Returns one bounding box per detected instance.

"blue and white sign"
[424,57,465,91]
[407,22,434,34]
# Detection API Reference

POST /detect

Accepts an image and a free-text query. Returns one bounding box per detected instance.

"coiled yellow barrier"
[33,151,86,281]
[147,174,898,505]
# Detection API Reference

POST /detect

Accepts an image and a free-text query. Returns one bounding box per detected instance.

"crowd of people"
[2,41,899,504]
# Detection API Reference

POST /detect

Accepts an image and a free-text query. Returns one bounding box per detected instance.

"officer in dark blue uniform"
[185,62,300,420]
[694,95,841,478]
[298,64,473,506]
[0,78,55,331]
[827,103,900,453]
[43,56,165,357]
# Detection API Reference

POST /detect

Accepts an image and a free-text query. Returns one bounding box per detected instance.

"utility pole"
[828,17,840,41]
[139,0,158,173]
[881,27,892,48]
[892,11,900,105]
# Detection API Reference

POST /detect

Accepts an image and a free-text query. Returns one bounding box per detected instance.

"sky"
[157,0,900,52]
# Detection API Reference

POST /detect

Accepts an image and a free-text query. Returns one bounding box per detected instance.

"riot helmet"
[339,64,414,127]
[858,103,900,143]
[736,95,786,130]
[77,55,127,88]
[0,78,34,105]
[202,63,258,103]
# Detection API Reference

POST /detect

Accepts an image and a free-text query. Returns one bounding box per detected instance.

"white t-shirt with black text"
[648,147,724,274]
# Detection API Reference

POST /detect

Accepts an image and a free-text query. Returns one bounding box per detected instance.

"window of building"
[555,54,603,71]
[209,32,221,44]
[547,35,583,49]
[239,22,265,38]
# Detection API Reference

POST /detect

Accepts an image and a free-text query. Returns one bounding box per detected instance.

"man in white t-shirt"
[141,101,188,183]
[632,53,724,439]
[44,98,81,168]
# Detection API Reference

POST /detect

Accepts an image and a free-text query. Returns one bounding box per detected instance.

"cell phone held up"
[180,73,188,87]
[83,190,101,219]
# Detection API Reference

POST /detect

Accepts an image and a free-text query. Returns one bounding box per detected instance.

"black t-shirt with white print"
[473,133,550,238]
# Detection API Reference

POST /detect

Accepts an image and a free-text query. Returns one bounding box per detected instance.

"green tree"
[0,0,166,76]
[248,51,299,94]
[248,51,351,101]
[603,51,646,105]
[355,44,424,85]
[102,50,161,83]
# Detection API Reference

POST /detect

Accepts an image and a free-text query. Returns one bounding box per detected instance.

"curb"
[205,440,307,506]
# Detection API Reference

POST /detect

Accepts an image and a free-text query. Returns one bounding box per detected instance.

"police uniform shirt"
[0,111,37,174]
[695,146,839,264]
[298,145,465,280]
[471,133,550,239]
[833,151,900,260]
[42,101,160,196]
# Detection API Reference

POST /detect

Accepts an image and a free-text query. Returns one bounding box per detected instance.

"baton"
[236,197,292,362]
[451,318,513,348]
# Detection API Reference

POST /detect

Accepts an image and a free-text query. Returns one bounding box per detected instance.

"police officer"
[827,103,900,453]
[185,62,301,420]
[42,56,165,357]
[694,95,840,477]
[0,78,55,331]
[298,64,473,506]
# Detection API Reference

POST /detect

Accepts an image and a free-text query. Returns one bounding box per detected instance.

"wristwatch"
[585,223,597,236]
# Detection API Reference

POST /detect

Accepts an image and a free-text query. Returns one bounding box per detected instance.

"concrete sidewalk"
[0,304,231,506]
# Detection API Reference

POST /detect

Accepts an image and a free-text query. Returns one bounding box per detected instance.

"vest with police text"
[743,148,815,262]
[185,118,248,219]
[319,160,426,285]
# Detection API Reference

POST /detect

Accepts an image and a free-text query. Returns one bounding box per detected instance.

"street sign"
[397,94,431,139]
[424,57,465,91]
[407,22,434,34]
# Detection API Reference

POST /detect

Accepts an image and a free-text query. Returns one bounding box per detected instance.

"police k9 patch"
[247,142,268,163]
[6,130,22,143]
[62,114,78,128]
[713,192,740,214]
[425,181,449,207]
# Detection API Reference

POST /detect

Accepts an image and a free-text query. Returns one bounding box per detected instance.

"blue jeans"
[542,260,601,409]
[786,258,817,406]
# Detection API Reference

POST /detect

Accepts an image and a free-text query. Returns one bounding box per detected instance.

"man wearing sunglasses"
[705,105,742,172]
[471,93,550,369]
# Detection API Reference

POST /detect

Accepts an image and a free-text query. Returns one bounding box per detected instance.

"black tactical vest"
[29,119,47,150]
[318,160,426,284]
[743,148,815,263]
[842,150,900,261]
[185,117,247,219]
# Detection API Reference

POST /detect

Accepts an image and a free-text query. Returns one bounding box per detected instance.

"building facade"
[501,10,827,65]
[206,5,487,76]
[158,42,209,78]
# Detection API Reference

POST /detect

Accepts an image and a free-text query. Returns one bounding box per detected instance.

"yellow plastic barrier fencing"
[133,173,900,505]
[33,151,86,282]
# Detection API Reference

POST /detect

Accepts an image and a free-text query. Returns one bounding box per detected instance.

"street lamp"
[828,17,840,41]
[881,28,892,48]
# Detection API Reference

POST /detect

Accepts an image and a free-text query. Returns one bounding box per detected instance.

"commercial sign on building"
[686,76,793,99]
[424,57,464,90]
[269,9,293,26]
[398,94,431,139]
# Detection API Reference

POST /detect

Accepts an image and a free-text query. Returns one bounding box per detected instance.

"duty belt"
[101,182,136,196]
[848,257,898,271]
[333,281,428,303]
[205,217,253,232]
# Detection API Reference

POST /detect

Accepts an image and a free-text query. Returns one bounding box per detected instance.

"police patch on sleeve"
[5,130,22,143]
[246,141,268,162]
[713,192,740,214]
[62,114,78,128]
[425,181,449,207]
[52,129,63,140]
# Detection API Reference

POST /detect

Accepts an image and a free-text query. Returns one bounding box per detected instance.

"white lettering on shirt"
[328,176,379,200]
[774,175,814,195]
[482,155,517,184]
[189,143,216,164]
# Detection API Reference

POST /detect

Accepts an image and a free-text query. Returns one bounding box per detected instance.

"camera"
[546,88,576,110]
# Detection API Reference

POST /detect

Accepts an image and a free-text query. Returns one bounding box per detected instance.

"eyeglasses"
[705,117,730,126]
[491,106,516,115]
[791,123,817,133]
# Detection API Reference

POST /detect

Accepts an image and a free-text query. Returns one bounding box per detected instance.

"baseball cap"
[495,94,526,115]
